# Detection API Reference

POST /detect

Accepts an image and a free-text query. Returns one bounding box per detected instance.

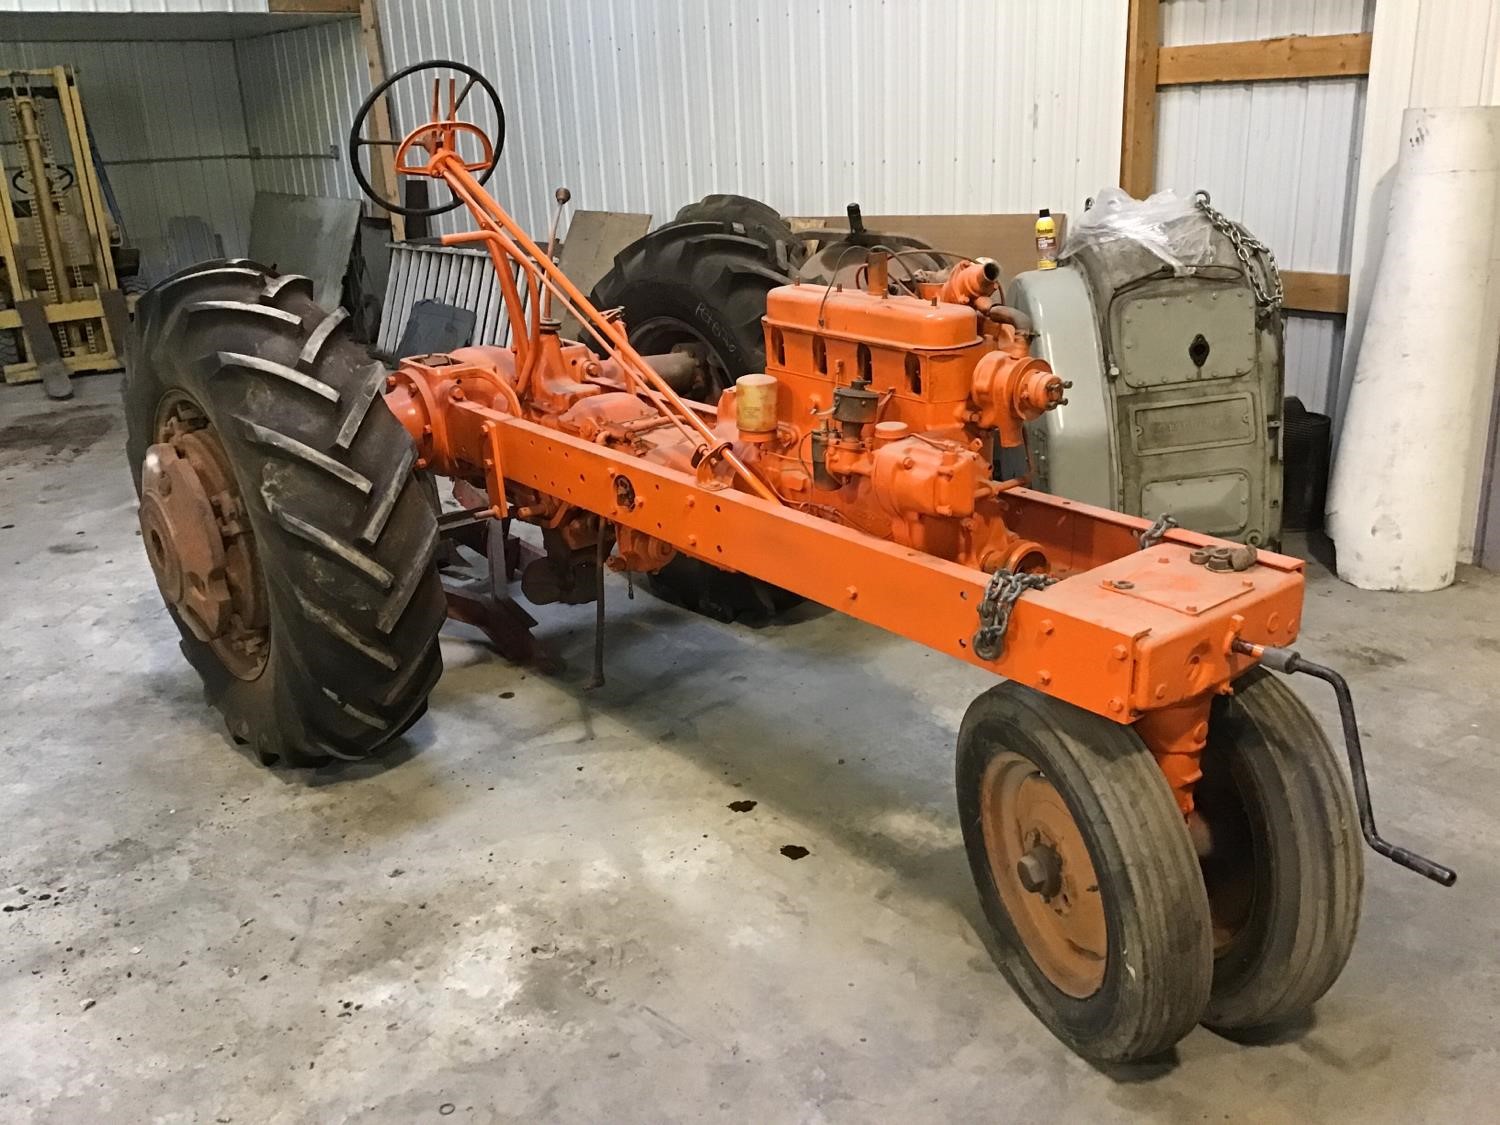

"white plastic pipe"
[1327,106,1500,591]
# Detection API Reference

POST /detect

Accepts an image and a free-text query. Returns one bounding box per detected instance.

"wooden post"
[358,0,404,242]
[1120,0,1161,199]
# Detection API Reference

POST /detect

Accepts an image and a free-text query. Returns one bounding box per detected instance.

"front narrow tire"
[1196,667,1364,1032]
[957,683,1214,1062]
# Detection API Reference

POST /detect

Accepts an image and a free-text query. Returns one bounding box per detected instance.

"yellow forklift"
[0,66,131,400]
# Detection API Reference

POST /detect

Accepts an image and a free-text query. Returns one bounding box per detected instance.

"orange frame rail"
[477,409,1304,722]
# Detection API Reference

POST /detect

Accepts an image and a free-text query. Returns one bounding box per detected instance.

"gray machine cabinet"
[1007,220,1284,546]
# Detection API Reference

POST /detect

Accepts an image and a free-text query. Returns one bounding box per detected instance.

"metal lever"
[541,186,571,322]
[1233,639,1457,887]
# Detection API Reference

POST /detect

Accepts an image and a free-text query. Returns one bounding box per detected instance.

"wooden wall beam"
[269,1,361,13]
[1157,32,1373,86]
[1281,271,1350,315]
[1120,0,1162,199]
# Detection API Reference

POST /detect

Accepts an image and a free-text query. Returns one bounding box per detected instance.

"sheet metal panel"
[379,243,525,358]
[1160,0,1373,46]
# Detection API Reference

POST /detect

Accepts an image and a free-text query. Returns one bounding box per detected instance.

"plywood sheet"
[556,210,651,339]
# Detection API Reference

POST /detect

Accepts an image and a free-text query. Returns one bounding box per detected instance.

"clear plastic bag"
[1062,187,1213,273]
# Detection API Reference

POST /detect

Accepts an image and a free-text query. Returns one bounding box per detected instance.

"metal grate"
[378,242,524,358]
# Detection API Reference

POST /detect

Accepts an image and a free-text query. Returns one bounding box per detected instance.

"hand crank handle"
[1233,640,1457,887]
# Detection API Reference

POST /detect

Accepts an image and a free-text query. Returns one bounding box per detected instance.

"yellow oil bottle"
[1035,208,1058,270]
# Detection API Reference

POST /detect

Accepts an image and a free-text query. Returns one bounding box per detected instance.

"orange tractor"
[124,62,1452,1063]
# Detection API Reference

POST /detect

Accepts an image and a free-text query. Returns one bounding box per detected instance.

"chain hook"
[1139,513,1178,551]
[972,568,1057,662]
[1193,190,1283,313]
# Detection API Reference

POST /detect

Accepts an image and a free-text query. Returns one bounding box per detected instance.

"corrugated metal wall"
[235,17,365,200]
[1156,0,1375,413]
[240,0,1130,242]
[82,0,1369,417]
[0,38,255,281]
[230,0,1374,412]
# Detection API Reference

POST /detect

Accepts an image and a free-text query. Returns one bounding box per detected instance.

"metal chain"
[972,569,1057,661]
[1139,512,1178,550]
[1193,190,1283,312]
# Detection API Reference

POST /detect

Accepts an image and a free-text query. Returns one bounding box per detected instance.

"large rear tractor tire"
[590,219,790,400]
[590,217,799,623]
[672,193,805,271]
[1195,667,1364,1032]
[125,259,446,766]
[957,683,1214,1062]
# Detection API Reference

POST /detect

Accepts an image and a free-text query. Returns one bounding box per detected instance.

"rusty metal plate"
[1096,549,1258,616]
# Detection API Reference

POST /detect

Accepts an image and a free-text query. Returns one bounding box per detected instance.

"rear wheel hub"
[139,405,269,680]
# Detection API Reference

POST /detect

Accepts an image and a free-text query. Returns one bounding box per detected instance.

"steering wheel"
[348,59,506,219]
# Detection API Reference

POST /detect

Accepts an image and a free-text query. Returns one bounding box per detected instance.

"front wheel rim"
[980,750,1108,999]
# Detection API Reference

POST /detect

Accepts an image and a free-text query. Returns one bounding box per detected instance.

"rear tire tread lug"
[238,415,373,494]
[299,307,351,371]
[262,490,395,589]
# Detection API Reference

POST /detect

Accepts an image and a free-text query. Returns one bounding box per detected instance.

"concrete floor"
[1,372,1497,1124]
